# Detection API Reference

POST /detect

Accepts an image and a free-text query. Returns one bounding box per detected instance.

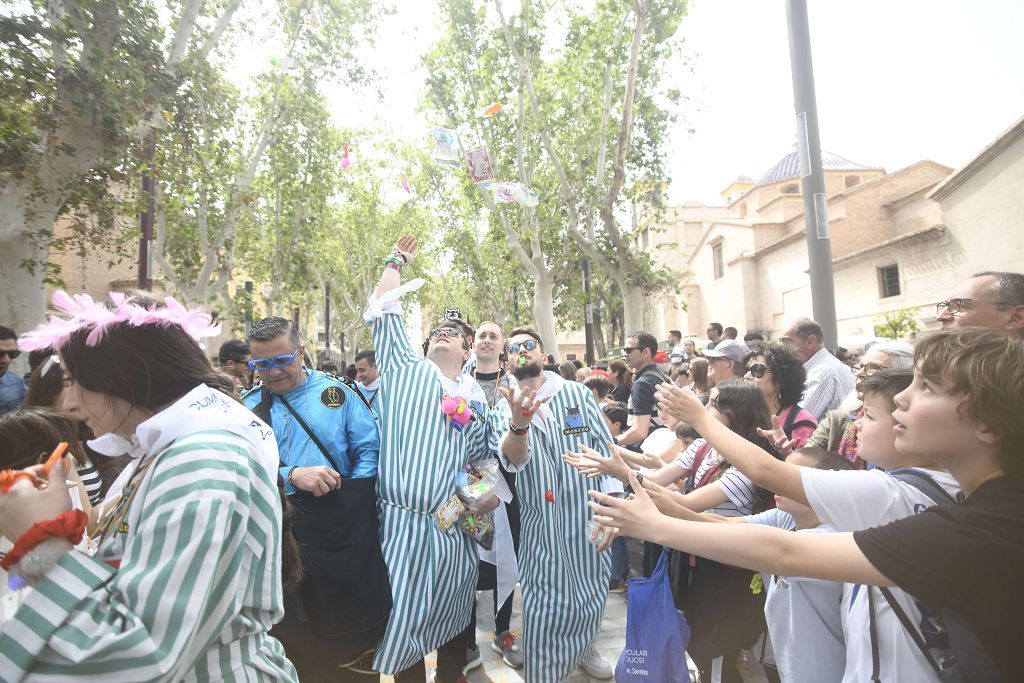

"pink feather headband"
[18,291,221,351]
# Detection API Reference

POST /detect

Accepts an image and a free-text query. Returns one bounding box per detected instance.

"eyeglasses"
[935,297,1019,316]
[623,347,641,354]
[854,362,887,376]
[429,327,464,341]
[746,363,767,378]
[507,339,539,354]
[0,349,21,360]
[248,348,300,371]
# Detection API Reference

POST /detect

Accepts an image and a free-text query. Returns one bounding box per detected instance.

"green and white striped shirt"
[370,312,496,675]
[0,387,296,682]
[491,373,614,682]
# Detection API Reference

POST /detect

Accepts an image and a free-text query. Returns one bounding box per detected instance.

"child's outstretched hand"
[563,443,630,481]
[589,470,661,542]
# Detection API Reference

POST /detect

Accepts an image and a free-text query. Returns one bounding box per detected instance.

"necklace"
[473,366,502,407]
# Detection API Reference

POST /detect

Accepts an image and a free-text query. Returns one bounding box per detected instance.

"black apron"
[288,476,392,666]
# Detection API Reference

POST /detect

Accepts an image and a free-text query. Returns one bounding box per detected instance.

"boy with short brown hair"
[591,329,1024,682]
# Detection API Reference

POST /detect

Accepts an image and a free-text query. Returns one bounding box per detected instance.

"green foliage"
[873,307,921,339]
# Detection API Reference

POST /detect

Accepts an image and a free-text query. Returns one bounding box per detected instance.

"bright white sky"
[239,0,1024,206]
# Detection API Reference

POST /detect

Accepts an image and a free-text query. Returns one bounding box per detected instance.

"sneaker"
[463,645,482,674]
[581,645,613,679]
[491,631,525,669]
[608,578,627,593]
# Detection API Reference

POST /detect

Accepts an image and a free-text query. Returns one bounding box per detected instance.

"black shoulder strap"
[276,393,341,472]
[889,468,961,505]
[336,374,375,412]
[868,588,883,682]
[878,586,945,677]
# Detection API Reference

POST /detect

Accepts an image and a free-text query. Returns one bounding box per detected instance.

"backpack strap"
[684,440,714,493]
[878,586,945,677]
[868,588,883,683]
[888,468,963,505]
[639,367,674,386]
[781,404,816,439]
[276,393,343,473]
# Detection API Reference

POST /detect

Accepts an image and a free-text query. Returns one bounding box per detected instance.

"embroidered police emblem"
[563,405,590,435]
[320,386,345,408]
[444,307,462,321]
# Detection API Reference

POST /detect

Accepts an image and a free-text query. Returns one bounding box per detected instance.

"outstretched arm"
[591,471,892,585]
[373,235,417,300]
[656,383,809,506]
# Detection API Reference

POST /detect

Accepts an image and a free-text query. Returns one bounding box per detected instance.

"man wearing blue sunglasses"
[242,316,386,682]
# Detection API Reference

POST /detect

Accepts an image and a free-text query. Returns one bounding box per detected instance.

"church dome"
[755,150,874,187]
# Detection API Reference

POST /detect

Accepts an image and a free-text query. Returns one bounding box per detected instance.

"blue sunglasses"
[248,348,300,371]
[506,339,539,354]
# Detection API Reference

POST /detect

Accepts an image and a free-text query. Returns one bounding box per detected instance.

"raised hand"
[756,414,797,456]
[562,443,630,481]
[394,235,418,264]
[588,470,661,542]
[655,382,706,426]
[498,385,545,429]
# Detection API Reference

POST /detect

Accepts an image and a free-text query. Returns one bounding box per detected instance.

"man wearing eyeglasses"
[935,271,1024,338]
[366,236,504,683]
[241,316,386,682]
[0,325,27,415]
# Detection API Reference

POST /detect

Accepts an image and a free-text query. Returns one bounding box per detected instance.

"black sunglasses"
[746,363,767,378]
[0,349,21,360]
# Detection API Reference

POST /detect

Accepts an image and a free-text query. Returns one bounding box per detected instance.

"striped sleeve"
[371,313,419,375]
[716,467,757,510]
[0,431,280,682]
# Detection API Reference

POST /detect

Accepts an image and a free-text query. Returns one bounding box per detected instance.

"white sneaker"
[581,645,613,679]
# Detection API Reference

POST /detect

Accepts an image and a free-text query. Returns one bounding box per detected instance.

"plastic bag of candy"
[459,511,495,550]
[455,459,500,512]
[434,494,467,533]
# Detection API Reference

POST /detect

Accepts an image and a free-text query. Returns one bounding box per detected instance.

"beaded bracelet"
[390,249,409,265]
[509,422,530,436]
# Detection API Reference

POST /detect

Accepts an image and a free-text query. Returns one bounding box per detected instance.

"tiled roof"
[755,150,876,186]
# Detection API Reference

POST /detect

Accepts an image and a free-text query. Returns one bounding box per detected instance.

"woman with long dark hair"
[0,292,298,681]
[608,358,633,403]
[566,379,779,682]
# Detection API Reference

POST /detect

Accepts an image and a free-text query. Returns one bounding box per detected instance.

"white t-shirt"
[747,508,845,683]
[801,467,961,683]
[639,427,678,458]
[675,439,757,517]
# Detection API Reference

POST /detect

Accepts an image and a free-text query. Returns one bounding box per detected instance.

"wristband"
[287,466,298,487]
[385,261,403,272]
[509,423,530,436]
[390,249,409,265]
[633,470,645,486]
[0,509,87,572]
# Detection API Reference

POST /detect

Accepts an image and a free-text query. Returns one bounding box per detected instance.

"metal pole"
[786,0,838,348]
[138,133,155,291]
[324,283,331,353]
[244,281,253,334]
[583,258,596,365]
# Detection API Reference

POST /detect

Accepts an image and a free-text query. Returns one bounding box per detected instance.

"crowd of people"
[0,254,1021,682]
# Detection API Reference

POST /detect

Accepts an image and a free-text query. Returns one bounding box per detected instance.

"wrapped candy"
[482,181,539,207]
[433,127,460,167]
[459,512,495,550]
[435,494,466,533]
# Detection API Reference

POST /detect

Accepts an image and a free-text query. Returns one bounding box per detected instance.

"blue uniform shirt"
[0,370,27,416]
[243,369,380,494]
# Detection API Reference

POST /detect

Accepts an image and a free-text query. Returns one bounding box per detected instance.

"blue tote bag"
[615,548,691,682]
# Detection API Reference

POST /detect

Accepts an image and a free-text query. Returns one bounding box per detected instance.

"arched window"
[781,184,799,194]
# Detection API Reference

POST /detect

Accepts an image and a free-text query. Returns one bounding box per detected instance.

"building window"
[712,242,724,280]
[878,264,901,298]
[845,175,861,188]
[781,183,799,194]
[738,202,747,218]
[566,353,577,361]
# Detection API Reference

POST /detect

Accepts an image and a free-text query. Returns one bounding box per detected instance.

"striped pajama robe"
[371,313,496,675]
[0,422,296,682]
[492,375,613,682]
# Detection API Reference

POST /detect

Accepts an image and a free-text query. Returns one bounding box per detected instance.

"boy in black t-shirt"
[590,329,1024,682]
